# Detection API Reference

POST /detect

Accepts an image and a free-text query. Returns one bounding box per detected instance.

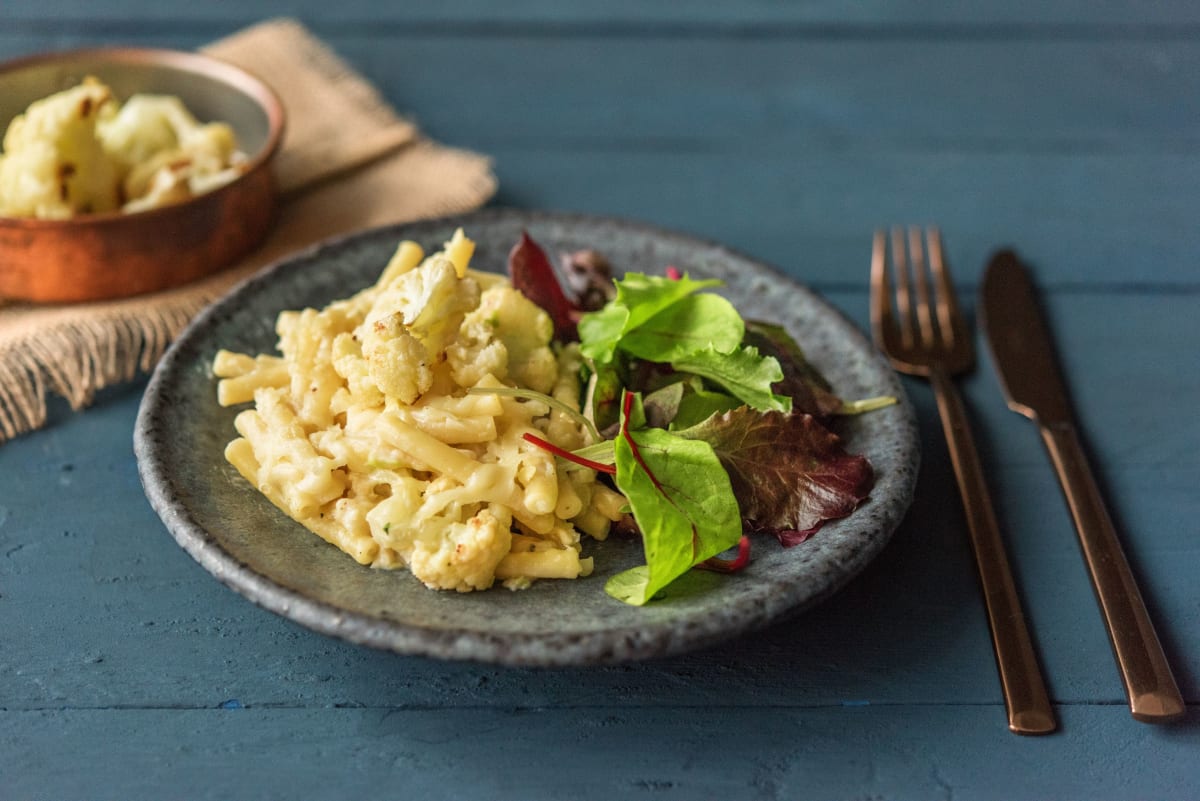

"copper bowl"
[0,48,285,303]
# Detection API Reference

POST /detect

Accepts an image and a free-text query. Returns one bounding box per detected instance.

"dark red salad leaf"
[509,231,580,340]
[743,321,844,418]
[677,407,874,545]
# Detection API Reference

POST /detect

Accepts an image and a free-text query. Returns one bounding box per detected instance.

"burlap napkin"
[0,18,497,444]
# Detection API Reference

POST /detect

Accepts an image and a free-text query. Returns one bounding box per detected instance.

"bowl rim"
[0,46,286,228]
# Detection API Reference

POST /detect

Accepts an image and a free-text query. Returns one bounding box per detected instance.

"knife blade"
[977,252,1073,425]
[980,250,1184,723]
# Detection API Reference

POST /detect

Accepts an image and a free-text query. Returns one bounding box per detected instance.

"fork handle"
[1040,422,1184,722]
[930,368,1057,735]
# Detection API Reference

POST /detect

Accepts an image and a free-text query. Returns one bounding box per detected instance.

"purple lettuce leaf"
[677,407,874,545]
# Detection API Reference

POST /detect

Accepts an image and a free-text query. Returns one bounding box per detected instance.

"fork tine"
[870,230,892,338]
[889,226,914,350]
[926,226,963,348]
[874,225,973,376]
[908,226,937,347]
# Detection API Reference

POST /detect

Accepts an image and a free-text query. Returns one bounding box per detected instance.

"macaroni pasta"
[213,230,625,592]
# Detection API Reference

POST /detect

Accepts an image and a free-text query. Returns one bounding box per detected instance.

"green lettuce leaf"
[673,385,743,429]
[614,272,722,328]
[578,272,721,363]
[576,303,630,365]
[670,345,791,412]
[619,293,744,362]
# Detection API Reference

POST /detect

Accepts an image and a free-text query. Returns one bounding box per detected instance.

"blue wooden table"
[2,3,1198,798]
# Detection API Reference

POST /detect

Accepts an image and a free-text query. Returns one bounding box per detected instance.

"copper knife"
[980,250,1184,723]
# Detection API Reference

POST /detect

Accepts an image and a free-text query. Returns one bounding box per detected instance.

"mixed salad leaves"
[507,232,886,605]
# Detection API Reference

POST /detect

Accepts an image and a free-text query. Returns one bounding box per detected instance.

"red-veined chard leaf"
[606,393,742,605]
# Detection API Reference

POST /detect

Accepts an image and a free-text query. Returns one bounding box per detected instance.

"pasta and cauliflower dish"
[214,228,884,604]
[0,77,246,219]
[214,230,624,593]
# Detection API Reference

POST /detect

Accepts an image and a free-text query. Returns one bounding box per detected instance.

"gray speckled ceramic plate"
[134,209,919,666]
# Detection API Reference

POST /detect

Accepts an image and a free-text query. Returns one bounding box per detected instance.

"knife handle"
[1040,422,1185,722]
[931,369,1057,735]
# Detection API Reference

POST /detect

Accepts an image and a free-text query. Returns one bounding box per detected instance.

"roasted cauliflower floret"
[362,313,434,405]
[407,506,513,592]
[103,95,243,213]
[366,482,514,592]
[0,78,245,218]
[96,94,189,172]
[385,255,481,354]
[362,255,481,403]
[330,332,384,408]
[446,318,509,387]
[0,78,121,218]
[473,286,558,394]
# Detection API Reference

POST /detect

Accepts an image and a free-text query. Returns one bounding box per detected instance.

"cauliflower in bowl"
[0,76,247,219]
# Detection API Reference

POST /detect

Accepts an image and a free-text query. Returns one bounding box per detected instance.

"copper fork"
[871,226,1056,735]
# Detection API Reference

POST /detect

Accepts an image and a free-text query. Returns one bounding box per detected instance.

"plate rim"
[134,207,920,666]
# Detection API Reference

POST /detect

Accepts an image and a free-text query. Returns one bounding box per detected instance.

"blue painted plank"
[4,33,1198,151]
[486,150,1200,287]
[3,0,1200,27]
[3,706,1198,801]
